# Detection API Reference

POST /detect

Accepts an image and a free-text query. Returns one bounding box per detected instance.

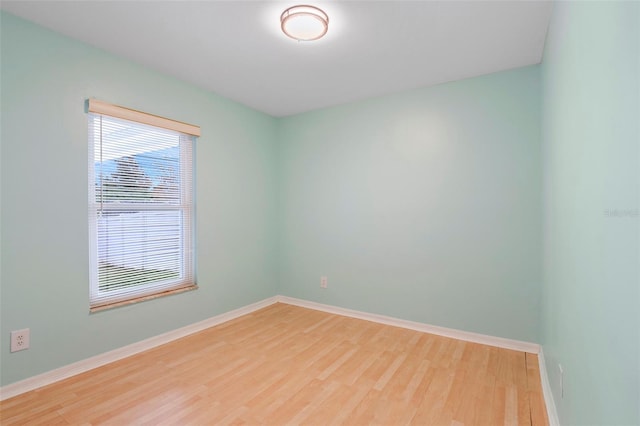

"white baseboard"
[276,296,540,354]
[538,348,561,426]
[0,296,279,401]
[1,294,544,403]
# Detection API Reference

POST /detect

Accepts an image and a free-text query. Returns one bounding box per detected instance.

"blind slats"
[89,112,195,308]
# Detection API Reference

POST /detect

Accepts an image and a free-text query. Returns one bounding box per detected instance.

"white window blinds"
[88,106,196,309]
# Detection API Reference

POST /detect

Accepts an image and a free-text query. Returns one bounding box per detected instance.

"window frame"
[87,99,199,311]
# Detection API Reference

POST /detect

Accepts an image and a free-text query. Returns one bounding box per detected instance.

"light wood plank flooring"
[0,303,548,425]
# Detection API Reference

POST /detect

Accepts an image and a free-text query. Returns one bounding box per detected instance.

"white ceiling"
[1,1,552,117]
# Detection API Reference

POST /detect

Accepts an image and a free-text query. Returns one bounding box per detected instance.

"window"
[88,100,199,310]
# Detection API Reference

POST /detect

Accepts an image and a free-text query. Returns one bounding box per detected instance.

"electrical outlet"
[320,276,328,288]
[10,329,30,352]
[558,364,564,399]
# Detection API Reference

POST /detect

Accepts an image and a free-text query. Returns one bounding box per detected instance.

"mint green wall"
[278,67,542,342]
[0,12,279,386]
[541,1,640,424]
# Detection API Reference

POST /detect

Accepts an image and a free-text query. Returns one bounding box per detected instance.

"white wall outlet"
[320,276,328,288]
[10,328,30,352]
[558,364,564,398]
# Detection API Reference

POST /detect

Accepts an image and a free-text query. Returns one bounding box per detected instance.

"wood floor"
[1,303,548,425]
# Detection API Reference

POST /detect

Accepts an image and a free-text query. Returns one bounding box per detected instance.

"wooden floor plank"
[526,352,550,426]
[0,303,548,425]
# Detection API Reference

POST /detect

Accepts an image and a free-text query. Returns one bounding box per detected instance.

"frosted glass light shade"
[281,5,329,41]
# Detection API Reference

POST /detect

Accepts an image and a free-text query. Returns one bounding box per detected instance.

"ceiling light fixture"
[280,5,329,41]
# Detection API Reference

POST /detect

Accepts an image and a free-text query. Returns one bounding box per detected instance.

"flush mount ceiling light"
[280,5,329,41]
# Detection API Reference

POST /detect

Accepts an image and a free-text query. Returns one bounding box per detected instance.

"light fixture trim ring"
[280,5,329,41]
